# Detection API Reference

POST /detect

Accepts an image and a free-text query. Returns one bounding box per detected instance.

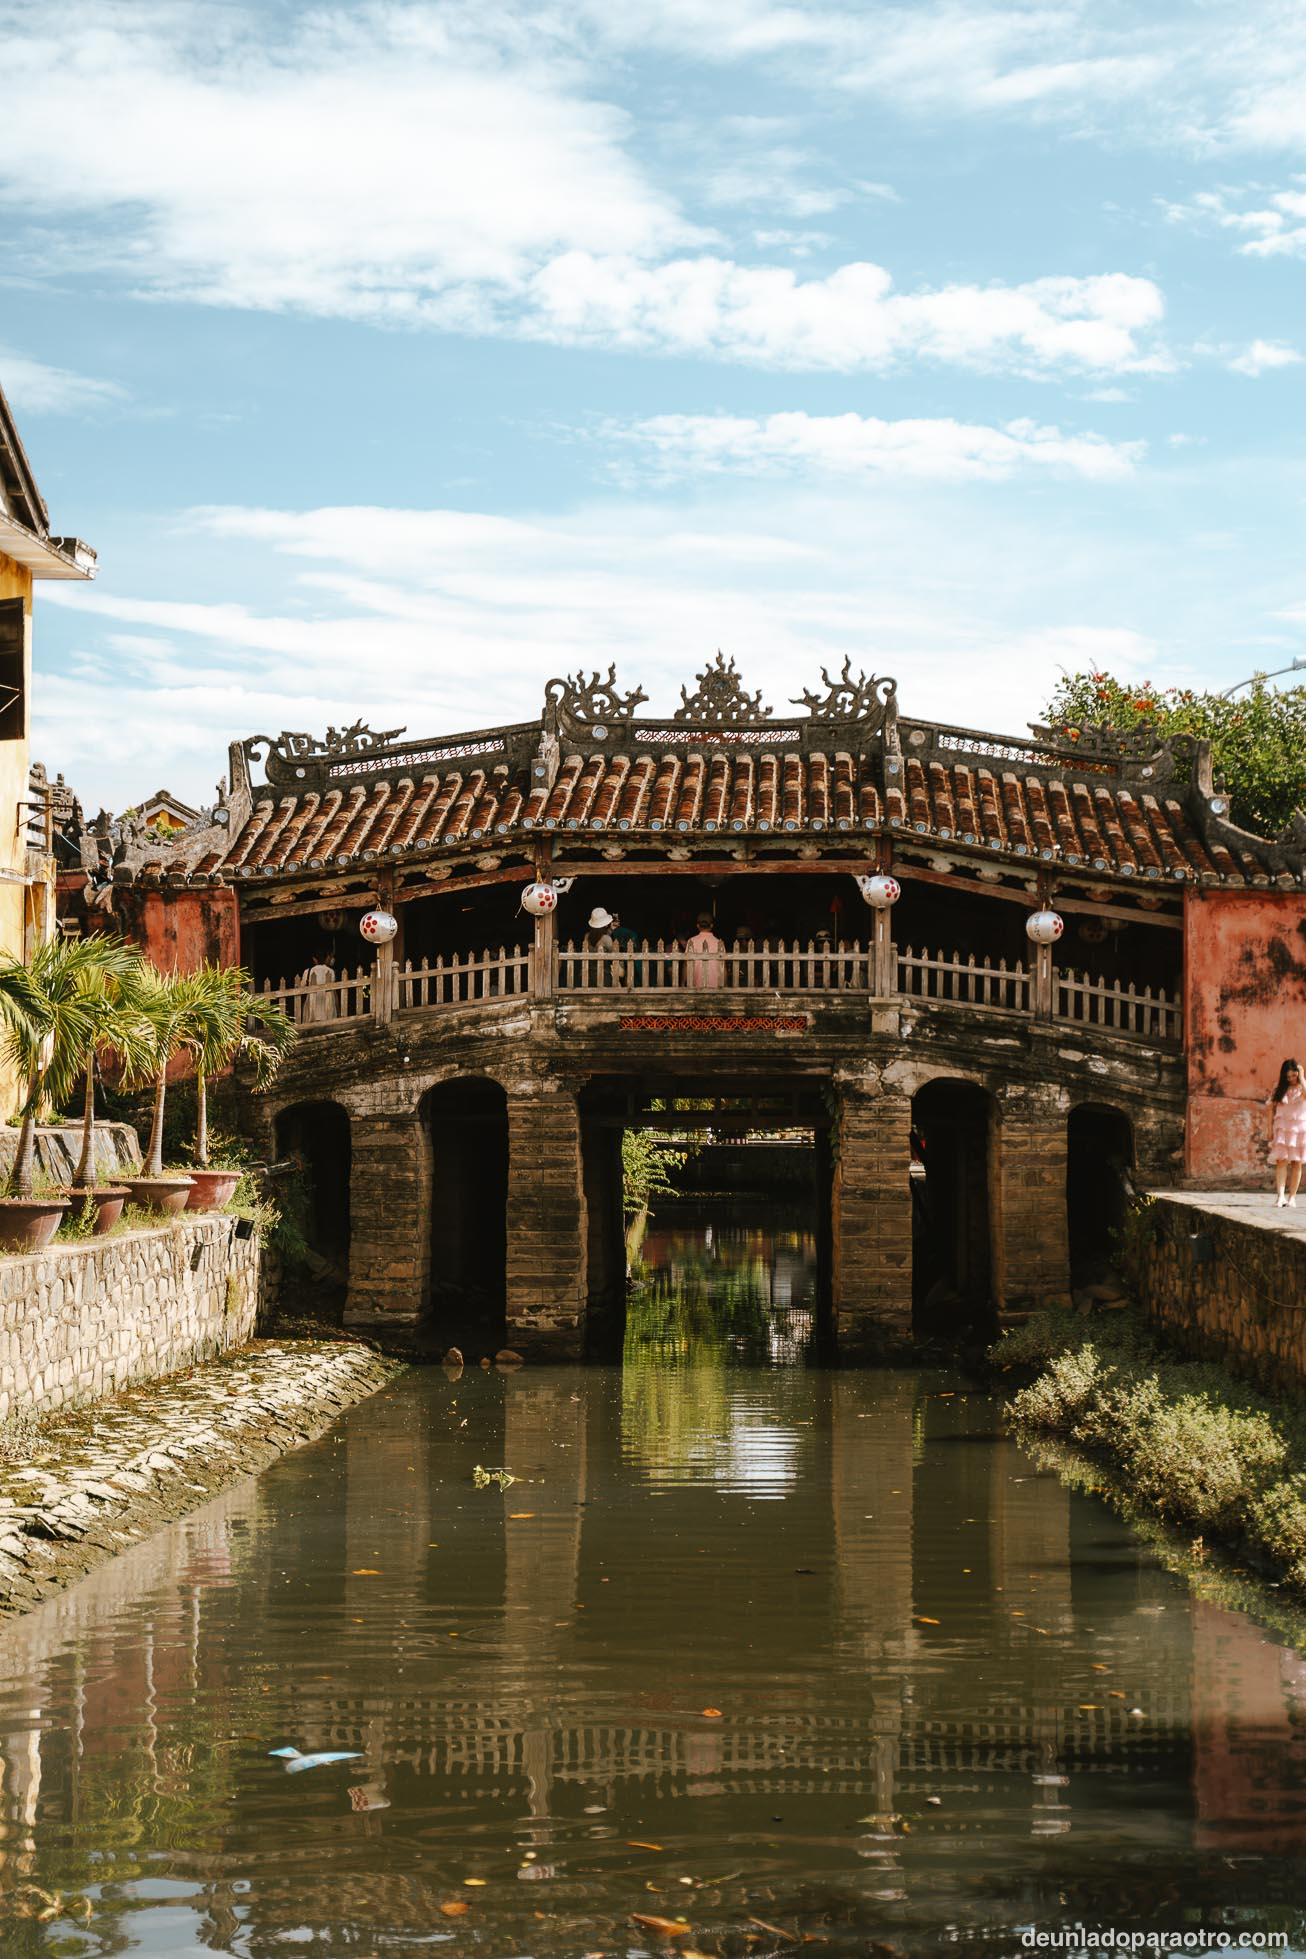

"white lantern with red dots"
[856,873,901,909]
[1025,908,1064,945]
[359,908,398,945]
[521,880,559,916]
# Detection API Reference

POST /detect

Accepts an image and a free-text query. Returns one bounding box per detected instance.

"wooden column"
[505,1085,587,1358]
[531,904,556,999]
[830,1077,914,1357]
[344,1109,431,1328]
[872,904,896,997]
[995,1084,1071,1324]
[1032,941,1055,1020]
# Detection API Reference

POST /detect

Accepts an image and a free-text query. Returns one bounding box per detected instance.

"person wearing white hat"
[584,906,617,986]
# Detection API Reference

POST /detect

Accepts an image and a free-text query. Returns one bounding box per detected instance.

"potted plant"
[0,936,142,1251]
[64,937,153,1235]
[184,965,294,1210]
[119,965,201,1215]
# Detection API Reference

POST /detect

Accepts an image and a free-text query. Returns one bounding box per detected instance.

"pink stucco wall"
[1185,889,1306,1184]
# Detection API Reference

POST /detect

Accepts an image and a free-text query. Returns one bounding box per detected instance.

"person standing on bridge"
[1269,1057,1306,1208]
[584,906,617,987]
[686,912,725,990]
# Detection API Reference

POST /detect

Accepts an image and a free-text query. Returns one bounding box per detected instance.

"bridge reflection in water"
[3,1265,1306,1953]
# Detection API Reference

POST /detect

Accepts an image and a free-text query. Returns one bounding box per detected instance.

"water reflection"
[0,1237,1305,1952]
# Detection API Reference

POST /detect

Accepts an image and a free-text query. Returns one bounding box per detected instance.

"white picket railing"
[1055,970,1183,1044]
[898,945,1030,1014]
[556,938,872,994]
[258,938,1183,1045]
[397,947,530,1010]
[256,966,372,1029]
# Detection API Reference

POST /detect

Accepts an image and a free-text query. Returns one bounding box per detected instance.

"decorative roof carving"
[793,661,899,737]
[544,667,648,741]
[674,652,770,726]
[245,722,407,789]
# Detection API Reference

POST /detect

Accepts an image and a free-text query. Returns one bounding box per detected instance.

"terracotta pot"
[0,1197,71,1253]
[184,1169,242,1212]
[121,1175,195,1217]
[63,1185,130,1235]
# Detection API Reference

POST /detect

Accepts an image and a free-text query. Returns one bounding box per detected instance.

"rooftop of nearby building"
[0,380,96,583]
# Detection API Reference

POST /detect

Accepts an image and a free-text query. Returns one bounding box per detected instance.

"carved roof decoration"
[675,652,770,726]
[91,652,1303,892]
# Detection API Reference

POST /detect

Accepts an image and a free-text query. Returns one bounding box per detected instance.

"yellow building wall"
[0,548,39,1117]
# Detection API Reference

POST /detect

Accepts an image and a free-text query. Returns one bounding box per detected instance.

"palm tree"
[70,942,155,1191]
[185,965,295,1168]
[0,935,145,1201]
[126,964,201,1180]
[128,964,296,1178]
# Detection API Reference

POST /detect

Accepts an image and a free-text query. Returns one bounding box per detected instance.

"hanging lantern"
[359,908,398,944]
[1025,908,1064,945]
[520,880,559,916]
[856,873,901,908]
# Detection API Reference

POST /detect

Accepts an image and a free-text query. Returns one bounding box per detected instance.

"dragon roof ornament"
[245,722,407,790]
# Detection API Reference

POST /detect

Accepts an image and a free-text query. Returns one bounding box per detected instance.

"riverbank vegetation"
[995,1305,1306,1594]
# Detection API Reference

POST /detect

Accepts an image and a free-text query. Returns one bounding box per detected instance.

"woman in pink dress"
[1268,1057,1306,1208]
[685,912,725,990]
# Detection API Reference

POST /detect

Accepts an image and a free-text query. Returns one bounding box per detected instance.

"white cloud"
[1162,182,1306,257]
[0,347,125,416]
[1227,338,1301,376]
[606,409,1144,481]
[518,257,1168,373]
[0,4,1169,376]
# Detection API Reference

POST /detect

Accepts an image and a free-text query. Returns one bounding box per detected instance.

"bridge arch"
[422,1076,510,1351]
[910,1076,997,1336]
[273,1099,352,1303]
[1067,1101,1135,1277]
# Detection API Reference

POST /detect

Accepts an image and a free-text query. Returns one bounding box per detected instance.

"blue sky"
[1,0,1303,810]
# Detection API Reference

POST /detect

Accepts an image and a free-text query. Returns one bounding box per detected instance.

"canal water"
[3,1224,1306,1956]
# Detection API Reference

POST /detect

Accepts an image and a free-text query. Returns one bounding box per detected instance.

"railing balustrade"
[260,935,1183,1046]
[898,945,1029,1014]
[397,947,530,1009]
[1055,969,1182,1044]
[556,939,871,993]
[256,966,372,1028]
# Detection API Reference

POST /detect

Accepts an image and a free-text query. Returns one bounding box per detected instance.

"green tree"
[186,965,295,1168]
[0,935,145,1200]
[70,938,156,1190]
[1041,670,1306,838]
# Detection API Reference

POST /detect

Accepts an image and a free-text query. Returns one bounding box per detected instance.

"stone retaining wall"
[1138,1192,1306,1391]
[0,1216,265,1420]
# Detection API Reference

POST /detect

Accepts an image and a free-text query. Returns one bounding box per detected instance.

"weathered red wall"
[113,885,240,975]
[1185,889,1306,1184]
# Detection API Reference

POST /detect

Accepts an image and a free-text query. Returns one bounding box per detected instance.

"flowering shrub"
[1043,669,1306,837]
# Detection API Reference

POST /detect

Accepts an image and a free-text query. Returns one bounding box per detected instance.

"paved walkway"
[1150,1187,1306,1245]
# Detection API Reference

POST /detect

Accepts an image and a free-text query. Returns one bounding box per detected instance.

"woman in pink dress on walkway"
[685,912,725,990]
[1268,1057,1306,1208]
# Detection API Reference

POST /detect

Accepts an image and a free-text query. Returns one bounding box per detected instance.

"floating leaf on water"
[463,1877,487,1886]
[508,1513,536,1519]
[351,1569,381,1576]
[439,1900,471,1916]
[916,1616,940,1625]
[701,1708,723,1718]
[627,1839,664,1849]
[630,1914,692,1935]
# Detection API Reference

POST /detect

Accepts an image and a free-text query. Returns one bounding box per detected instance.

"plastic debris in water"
[269,1746,363,1773]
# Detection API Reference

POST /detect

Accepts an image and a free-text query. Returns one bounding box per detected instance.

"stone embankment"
[1138,1191,1306,1390]
[0,1338,402,1620]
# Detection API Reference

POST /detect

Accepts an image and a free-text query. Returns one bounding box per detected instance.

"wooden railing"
[556,939,873,993]
[259,938,1183,1047]
[898,945,1030,1014]
[397,947,530,1009]
[256,966,372,1027]
[1055,969,1183,1044]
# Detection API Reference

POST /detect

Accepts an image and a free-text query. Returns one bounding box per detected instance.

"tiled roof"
[186,746,1280,886]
